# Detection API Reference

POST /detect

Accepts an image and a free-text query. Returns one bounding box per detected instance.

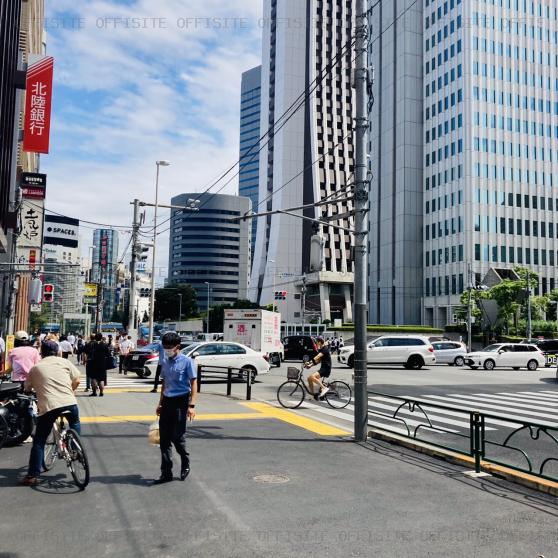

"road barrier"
[367,390,558,483]
[196,365,252,400]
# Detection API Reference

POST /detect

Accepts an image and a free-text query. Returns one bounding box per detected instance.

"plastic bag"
[148,421,160,446]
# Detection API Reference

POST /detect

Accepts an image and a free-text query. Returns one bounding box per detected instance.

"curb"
[368,428,558,497]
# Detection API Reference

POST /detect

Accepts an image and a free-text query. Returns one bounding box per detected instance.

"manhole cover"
[252,474,290,484]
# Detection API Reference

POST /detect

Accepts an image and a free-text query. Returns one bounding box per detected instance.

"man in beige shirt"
[20,340,81,486]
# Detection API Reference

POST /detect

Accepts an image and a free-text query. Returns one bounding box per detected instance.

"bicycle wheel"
[277,381,305,409]
[325,381,351,409]
[66,430,90,490]
[43,429,57,471]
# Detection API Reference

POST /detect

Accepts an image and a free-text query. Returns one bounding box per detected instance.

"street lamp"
[178,293,182,322]
[204,282,211,333]
[148,160,171,343]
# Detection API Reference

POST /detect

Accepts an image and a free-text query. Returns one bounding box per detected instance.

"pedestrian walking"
[7,331,41,389]
[59,336,73,359]
[19,340,81,486]
[83,335,95,391]
[118,335,134,375]
[76,335,85,364]
[0,333,5,375]
[67,332,76,349]
[153,332,197,484]
[86,333,110,397]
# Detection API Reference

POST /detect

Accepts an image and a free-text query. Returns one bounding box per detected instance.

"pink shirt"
[9,346,41,382]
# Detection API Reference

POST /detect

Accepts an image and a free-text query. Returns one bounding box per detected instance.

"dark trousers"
[159,394,190,475]
[118,355,126,374]
[152,364,161,390]
[28,404,81,477]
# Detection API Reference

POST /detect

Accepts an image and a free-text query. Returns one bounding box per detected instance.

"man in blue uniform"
[153,332,198,484]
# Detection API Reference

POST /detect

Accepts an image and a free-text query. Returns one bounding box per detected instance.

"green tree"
[154,284,199,321]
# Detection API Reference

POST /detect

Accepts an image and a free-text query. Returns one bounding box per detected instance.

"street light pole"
[353,0,370,442]
[526,270,532,340]
[148,160,170,343]
[178,293,182,323]
[467,263,473,352]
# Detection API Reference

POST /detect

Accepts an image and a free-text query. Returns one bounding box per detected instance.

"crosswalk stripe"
[533,390,558,398]
[517,390,558,400]
[412,394,558,426]
[467,393,558,412]
[367,397,496,430]
[370,395,512,428]
[495,392,558,406]
[306,401,460,435]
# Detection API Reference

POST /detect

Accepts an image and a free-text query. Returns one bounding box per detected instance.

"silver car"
[432,341,467,366]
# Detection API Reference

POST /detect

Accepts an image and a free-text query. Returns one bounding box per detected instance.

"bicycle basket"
[287,367,300,380]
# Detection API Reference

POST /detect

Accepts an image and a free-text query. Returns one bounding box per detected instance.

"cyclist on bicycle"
[20,340,81,486]
[304,337,331,399]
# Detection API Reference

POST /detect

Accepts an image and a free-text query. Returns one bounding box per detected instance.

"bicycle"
[277,366,352,409]
[43,411,90,490]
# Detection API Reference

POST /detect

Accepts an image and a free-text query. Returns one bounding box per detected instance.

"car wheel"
[141,367,152,378]
[483,359,495,371]
[406,355,424,370]
[302,354,310,363]
[241,366,257,383]
[527,359,538,371]
[347,354,354,369]
[454,356,465,367]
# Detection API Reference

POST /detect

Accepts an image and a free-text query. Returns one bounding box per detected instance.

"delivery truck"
[223,309,283,366]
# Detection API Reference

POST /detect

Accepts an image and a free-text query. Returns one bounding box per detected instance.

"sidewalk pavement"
[0,389,556,558]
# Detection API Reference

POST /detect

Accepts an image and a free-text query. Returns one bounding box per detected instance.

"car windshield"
[183,343,201,355]
[140,343,160,352]
[483,344,501,352]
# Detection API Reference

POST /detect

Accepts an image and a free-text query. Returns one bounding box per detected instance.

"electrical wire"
[142,36,357,238]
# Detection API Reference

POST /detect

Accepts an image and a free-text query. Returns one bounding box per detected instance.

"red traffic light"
[43,283,54,302]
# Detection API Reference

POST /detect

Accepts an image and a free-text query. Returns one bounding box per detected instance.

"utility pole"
[127,199,140,339]
[301,274,307,333]
[526,270,532,340]
[353,0,370,443]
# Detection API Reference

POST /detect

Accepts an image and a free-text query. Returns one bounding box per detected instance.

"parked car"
[532,339,558,367]
[432,341,467,366]
[282,336,317,362]
[123,343,160,378]
[464,343,546,371]
[338,335,436,370]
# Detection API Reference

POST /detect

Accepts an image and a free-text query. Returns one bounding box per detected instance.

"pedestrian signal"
[42,283,54,302]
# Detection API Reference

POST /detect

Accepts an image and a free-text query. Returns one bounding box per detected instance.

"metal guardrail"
[367,390,558,483]
[196,365,252,400]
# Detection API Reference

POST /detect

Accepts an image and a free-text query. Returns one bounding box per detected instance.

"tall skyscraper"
[368,0,424,325]
[92,229,119,322]
[369,0,558,327]
[250,0,355,323]
[168,193,251,310]
[239,65,262,264]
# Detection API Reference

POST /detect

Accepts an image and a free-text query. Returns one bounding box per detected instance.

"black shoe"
[153,475,173,485]
[99,392,104,397]
[150,389,157,393]
[180,466,190,481]
[89,392,98,397]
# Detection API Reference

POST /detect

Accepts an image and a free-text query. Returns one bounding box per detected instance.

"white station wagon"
[464,343,546,371]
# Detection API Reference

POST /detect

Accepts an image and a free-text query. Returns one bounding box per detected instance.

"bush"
[330,324,445,334]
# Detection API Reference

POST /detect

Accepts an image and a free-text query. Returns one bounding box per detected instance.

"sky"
[42,0,263,283]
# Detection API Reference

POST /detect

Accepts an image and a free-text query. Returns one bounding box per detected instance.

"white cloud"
[42,0,263,281]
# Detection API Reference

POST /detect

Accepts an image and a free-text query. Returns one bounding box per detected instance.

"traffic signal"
[28,278,43,304]
[42,283,54,302]
[274,291,287,301]
[137,245,150,262]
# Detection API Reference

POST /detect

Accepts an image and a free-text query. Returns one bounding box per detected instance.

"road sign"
[30,304,42,313]
[84,283,98,297]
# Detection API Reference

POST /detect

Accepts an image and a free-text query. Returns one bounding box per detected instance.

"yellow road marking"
[80,413,264,424]
[243,402,350,436]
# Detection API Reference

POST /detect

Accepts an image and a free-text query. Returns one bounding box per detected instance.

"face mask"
[164,348,175,358]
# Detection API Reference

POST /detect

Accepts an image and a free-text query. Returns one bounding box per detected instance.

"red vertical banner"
[23,56,54,154]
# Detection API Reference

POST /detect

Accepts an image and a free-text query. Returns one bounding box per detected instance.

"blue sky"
[42,0,262,278]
